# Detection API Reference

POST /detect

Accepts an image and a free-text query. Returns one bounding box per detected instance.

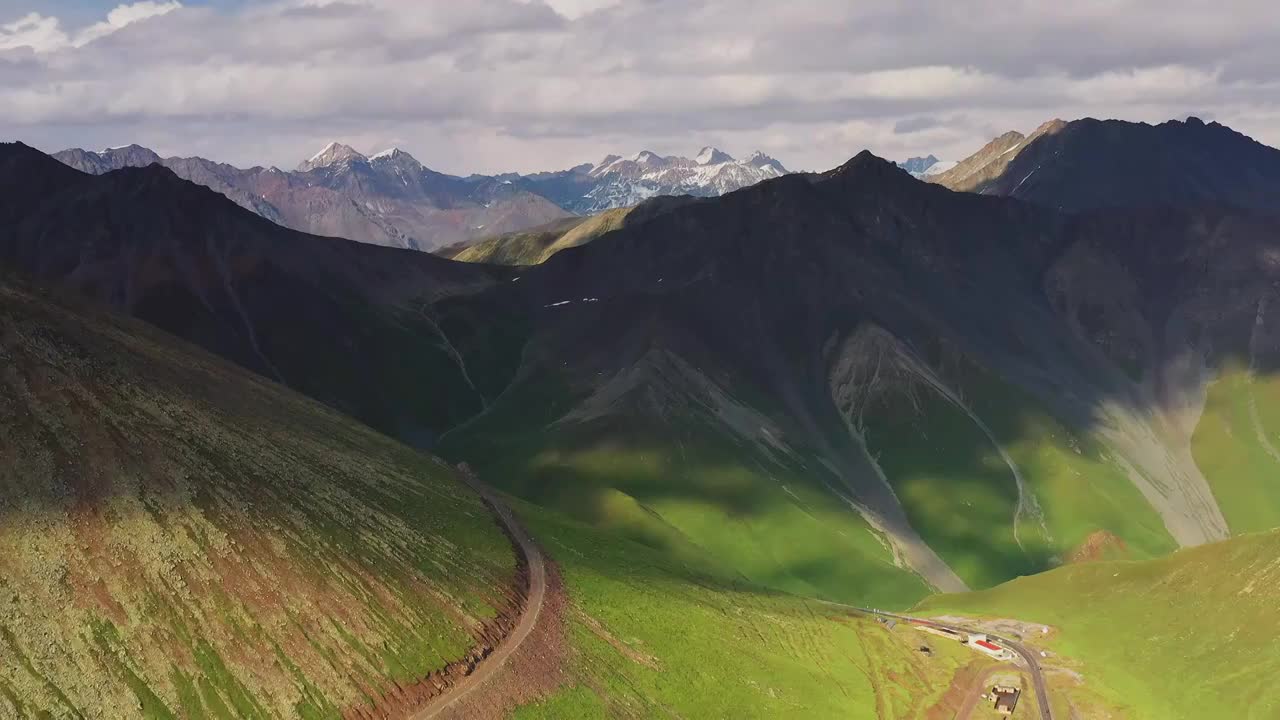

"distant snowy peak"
[696,147,735,165]
[745,151,787,174]
[896,155,959,178]
[897,155,940,176]
[573,147,793,213]
[298,142,366,172]
[369,147,424,171]
[921,160,956,177]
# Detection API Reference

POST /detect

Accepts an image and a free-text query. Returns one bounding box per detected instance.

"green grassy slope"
[916,529,1280,719]
[447,208,632,265]
[0,280,516,719]
[513,502,984,719]
[440,375,932,610]
[860,355,1176,589]
[1192,365,1280,533]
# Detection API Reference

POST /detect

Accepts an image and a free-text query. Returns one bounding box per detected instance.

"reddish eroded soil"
[927,662,1020,720]
[425,562,569,720]
[340,555,530,720]
[342,491,568,720]
[1065,530,1127,563]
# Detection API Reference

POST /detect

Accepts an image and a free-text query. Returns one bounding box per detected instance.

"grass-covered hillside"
[1191,364,1280,534]
[917,528,1280,719]
[0,279,517,719]
[511,500,990,719]
[443,208,633,266]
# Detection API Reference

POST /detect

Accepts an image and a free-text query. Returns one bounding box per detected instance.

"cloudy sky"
[2,0,1278,174]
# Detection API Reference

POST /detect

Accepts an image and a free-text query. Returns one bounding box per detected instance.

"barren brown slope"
[0,276,520,719]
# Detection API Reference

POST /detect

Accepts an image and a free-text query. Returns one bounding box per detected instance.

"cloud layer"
[2,0,1278,173]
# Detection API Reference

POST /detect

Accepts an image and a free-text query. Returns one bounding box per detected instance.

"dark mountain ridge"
[933,116,1280,213]
[1,141,512,442]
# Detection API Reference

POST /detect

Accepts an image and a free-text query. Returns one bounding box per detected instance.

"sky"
[2,0,1279,175]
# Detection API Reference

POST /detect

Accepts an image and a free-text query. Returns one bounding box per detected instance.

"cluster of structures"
[902,620,1025,715]
[991,685,1021,715]
[911,623,1018,661]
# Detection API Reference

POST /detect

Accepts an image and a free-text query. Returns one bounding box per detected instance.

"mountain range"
[52,142,790,252]
[53,142,571,252]
[15,116,1280,595]
[8,115,1280,718]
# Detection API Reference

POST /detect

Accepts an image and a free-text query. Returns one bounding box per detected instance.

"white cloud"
[74,2,182,48]
[0,2,180,53]
[2,0,1280,174]
[0,12,67,51]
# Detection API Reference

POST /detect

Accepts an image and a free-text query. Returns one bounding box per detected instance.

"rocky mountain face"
[927,127,1045,192]
[931,117,1280,212]
[4,141,510,442]
[52,143,572,251]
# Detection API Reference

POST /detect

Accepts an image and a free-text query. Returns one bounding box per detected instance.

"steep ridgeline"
[0,277,518,719]
[440,146,1280,605]
[2,142,518,444]
[931,117,1280,212]
[53,143,571,252]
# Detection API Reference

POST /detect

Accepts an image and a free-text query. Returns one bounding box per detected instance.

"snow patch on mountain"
[569,147,790,213]
[696,147,735,165]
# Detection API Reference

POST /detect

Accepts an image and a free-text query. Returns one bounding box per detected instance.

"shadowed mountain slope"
[440,149,1280,601]
[2,142,516,444]
[932,117,1280,212]
[0,276,518,719]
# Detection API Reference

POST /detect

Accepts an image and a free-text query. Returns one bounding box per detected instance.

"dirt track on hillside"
[409,472,556,719]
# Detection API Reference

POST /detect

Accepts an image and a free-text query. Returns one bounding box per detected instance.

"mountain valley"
[5,116,1280,719]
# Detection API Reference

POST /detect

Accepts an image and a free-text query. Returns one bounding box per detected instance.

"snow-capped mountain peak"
[576,147,792,213]
[743,151,787,174]
[369,147,423,170]
[298,142,366,172]
[696,147,735,165]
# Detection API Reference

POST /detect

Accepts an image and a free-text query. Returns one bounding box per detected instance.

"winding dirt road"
[410,474,547,720]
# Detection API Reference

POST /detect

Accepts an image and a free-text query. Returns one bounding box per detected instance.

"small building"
[916,624,965,642]
[992,686,1021,715]
[967,636,1015,661]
